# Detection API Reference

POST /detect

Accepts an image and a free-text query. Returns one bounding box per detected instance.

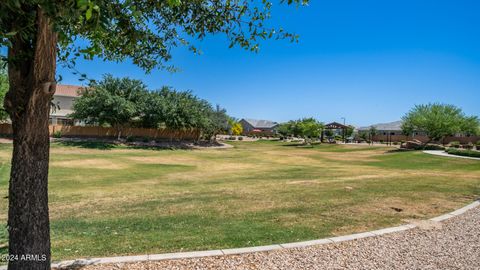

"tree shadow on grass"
[55,263,94,270]
[281,143,307,147]
[54,138,228,151]
[55,140,206,151]
[281,142,322,148]
[384,148,414,154]
[55,141,117,150]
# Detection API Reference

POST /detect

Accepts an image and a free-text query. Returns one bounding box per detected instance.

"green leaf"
[166,0,182,7]
[77,0,89,9]
[85,8,93,21]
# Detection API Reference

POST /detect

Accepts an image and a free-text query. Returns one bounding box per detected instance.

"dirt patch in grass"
[318,150,385,162]
[0,151,11,160]
[51,159,129,170]
[284,173,402,185]
[126,156,198,165]
[348,196,462,220]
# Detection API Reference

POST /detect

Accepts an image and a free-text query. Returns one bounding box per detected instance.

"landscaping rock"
[405,140,423,150]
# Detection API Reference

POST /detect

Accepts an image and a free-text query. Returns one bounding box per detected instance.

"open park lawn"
[0,140,479,260]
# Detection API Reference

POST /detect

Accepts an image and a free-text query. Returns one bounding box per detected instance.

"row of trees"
[277,118,354,144]
[277,118,324,141]
[70,75,233,141]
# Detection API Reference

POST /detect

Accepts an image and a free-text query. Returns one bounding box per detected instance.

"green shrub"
[476,140,480,147]
[142,137,150,143]
[126,136,134,142]
[446,148,480,158]
[393,142,399,145]
[238,137,244,141]
[423,144,445,150]
[53,131,62,138]
[449,141,460,148]
[465,142,474,150]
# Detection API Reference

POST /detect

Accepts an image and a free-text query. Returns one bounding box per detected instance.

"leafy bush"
[238,137,244,141]
[476,140,480,147]
[449,141,460,148]
[393,142,399,145]
[53,131,62,138]
[423,144,445,150]
[446,148,480,158]
[126,136,134,142]
[465,142,474,150]
[142,137,151,143]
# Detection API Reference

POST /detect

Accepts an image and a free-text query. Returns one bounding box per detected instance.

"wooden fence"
[0,123,200,141]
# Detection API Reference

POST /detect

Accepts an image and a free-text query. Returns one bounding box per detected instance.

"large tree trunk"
[5,7,57,270]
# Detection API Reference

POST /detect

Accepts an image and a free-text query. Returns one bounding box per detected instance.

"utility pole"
[341,117,346,143]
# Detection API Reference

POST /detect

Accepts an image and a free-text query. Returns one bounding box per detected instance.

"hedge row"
[446,148,480,158]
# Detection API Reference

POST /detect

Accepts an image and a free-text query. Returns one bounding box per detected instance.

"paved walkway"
[423,150,480,160]
[57,202,480,270]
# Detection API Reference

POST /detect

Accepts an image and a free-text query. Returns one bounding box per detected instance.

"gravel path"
[67,205,480,270]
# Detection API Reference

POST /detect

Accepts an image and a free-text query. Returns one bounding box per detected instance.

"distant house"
[50,84,85,125]
[239,118,279,135]
[358,120,404,135]
[358,120,426,136]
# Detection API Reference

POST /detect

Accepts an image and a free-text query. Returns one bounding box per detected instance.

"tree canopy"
[231,122,243,136]
[70,75,147,129]
[401,103,480,142]
[1,0,307,72]
[71,75,230,140]
[277,117,324,143]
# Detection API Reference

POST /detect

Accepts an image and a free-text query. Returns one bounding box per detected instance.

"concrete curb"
[1,200,478,270]
[423,150,480,160]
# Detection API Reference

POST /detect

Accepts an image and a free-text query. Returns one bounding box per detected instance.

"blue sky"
[58,0,480,126]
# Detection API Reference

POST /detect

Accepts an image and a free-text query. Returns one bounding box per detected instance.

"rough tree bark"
[5,7,57,270]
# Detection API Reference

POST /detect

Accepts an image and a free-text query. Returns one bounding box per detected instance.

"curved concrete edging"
[423,150,480,160]
[17,200,473,269]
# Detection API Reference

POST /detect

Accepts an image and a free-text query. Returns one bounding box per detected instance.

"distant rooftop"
[241,118,279,129]
[55,84,84,97]
[358,120,403,131]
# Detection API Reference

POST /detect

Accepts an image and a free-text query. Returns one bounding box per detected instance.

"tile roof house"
[358,120,426,136]
[358,120,403,135]
[239,118,279,135]
[50,84,85,125]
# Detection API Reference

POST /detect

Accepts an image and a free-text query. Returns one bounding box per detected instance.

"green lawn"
[0,140,479,261]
